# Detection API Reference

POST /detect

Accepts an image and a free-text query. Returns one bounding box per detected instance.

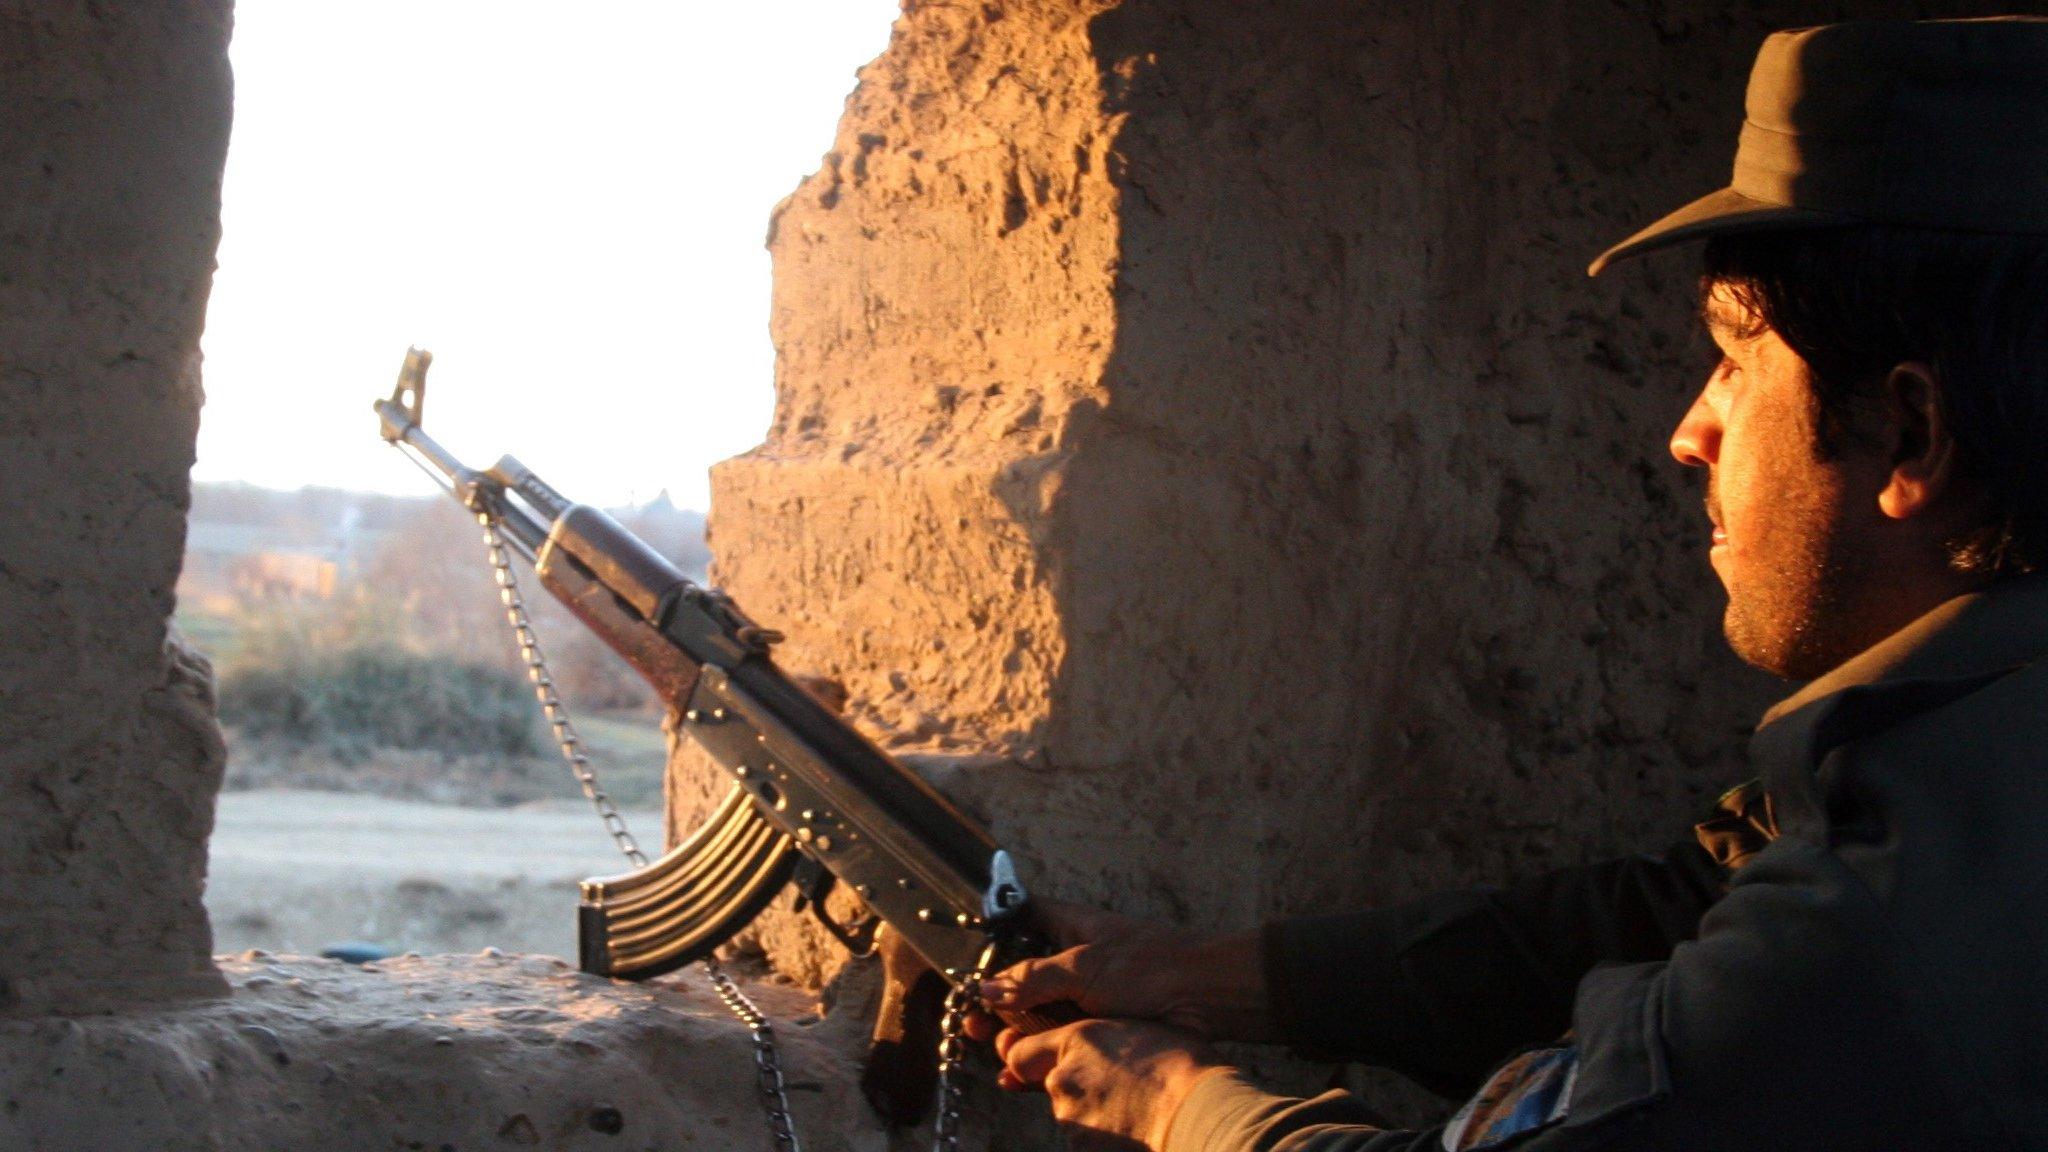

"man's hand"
[995,1018,1223,1151]
[967,900,1277,1042]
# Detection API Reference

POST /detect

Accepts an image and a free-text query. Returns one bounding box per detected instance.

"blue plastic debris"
[319,941,398,964]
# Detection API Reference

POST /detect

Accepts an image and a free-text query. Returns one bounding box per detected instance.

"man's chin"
[1723,604,1849,681]
[1723,598,1800,680]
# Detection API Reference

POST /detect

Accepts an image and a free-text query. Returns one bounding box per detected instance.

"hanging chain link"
[477,511,803,1152]
[932,947,997,1152]
[704,958,804,1152]
[479,512,648,867]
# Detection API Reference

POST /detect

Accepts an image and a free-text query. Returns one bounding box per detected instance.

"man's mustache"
[1705,474,1722,528]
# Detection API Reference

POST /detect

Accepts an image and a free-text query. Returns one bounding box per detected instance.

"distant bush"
[361,497,666,715]
[219,643,542,762]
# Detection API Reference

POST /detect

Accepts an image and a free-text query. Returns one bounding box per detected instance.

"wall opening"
[187,0,900,962]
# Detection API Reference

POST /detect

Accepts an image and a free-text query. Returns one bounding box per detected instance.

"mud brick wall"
[0,1,234,1012]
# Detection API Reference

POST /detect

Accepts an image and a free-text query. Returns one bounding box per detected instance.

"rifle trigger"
[790,856,878,957]
[790,855,829,915]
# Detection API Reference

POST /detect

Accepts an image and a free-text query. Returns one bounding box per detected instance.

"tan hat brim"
[1586,186,1853,277]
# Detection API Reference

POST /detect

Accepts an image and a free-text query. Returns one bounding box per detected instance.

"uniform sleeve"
[1163,1070,1447,1152]
[1192,835,1958,1152]
[1519,835,1956,1152]
[1264,839,1724,1093]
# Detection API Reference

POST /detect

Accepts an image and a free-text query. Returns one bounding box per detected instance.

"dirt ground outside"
[206,790,664,961]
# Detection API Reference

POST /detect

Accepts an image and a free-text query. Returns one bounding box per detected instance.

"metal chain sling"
[932,950,995,1152]
[476,511,985,1152]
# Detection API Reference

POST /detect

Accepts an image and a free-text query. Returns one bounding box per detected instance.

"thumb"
[982,947,1092,1012]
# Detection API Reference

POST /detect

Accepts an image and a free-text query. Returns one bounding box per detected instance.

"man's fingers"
[995,1066,1040,1093]
[999,1025,1070,1088]
[982,949,1089,1011]
[962,1008,1003,1043]
[993,1025,1023,1063]
[995,1024,1056,1090]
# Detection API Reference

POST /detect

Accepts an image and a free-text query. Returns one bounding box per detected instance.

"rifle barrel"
[373,381,549,557]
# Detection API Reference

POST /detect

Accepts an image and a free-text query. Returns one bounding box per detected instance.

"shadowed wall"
[0,1,233,1013]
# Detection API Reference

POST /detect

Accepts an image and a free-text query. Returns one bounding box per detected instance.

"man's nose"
[1669,390,1719,468]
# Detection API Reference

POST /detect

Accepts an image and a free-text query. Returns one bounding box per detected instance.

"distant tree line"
[191,483,711,766]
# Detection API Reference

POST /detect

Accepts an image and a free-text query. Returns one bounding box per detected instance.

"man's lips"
[1711,525,1728,546]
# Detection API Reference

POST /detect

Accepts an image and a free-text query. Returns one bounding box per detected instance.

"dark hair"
[1701,227,2048,577]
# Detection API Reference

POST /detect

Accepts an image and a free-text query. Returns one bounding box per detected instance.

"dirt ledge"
[0,953,885,1152]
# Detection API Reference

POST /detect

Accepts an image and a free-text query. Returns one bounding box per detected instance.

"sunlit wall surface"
[198,1,900,510]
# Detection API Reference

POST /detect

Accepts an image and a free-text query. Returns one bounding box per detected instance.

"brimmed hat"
[1589,17,2048,277]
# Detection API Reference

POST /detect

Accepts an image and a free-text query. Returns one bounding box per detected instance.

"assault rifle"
[374,349,1074,1121]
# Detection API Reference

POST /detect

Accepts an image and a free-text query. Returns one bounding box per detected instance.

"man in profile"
[976,17,2048,1151]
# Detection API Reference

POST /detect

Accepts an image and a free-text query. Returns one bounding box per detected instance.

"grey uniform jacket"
[1167,576,2048,1152]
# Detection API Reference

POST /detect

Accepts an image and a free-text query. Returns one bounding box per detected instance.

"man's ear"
[1875,361,1957,521]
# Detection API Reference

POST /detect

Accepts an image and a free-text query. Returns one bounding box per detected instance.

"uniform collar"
[1758,573,2048,731]
[1745,575,2048,824]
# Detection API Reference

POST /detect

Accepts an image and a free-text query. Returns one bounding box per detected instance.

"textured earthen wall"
[690,0,2015,1000]
[674,0,1128,981]
[0,2,235,1012]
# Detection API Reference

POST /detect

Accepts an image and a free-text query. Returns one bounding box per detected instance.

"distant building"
[178,493,393,612]
[226,550,338,601]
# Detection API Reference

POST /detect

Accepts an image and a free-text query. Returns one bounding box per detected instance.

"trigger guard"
[791,856,879,957]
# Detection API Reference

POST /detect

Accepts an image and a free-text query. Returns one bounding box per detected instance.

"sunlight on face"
[1671,285,1864,679]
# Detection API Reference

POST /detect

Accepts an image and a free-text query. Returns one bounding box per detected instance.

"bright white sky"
[195,1,901,511]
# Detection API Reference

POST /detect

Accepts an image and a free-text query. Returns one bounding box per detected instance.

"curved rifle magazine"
[578,785,798,979]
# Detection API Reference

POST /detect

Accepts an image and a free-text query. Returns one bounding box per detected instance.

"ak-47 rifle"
[374,349,1075,1123]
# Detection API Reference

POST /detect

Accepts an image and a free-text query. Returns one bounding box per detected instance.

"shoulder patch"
[1441,1044,1578,1151]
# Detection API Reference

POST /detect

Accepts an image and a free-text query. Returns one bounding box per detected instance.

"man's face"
[1668,284,1880,679]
